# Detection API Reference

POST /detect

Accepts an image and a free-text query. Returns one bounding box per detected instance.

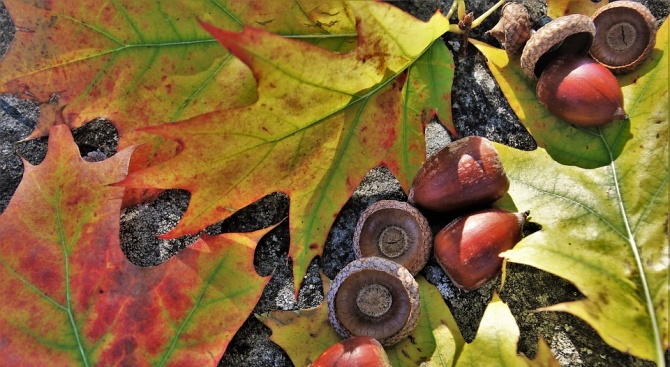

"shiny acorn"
[311,336,392,367]
[521,14,627,127]
[433,208,527,291]
[408,136,509,214]
[537,55,627,127]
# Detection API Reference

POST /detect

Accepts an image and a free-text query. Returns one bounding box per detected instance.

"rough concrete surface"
[0,0,667,366]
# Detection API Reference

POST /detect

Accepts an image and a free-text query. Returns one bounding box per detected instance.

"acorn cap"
[327,257,420,346]
[521,14,596,79]
[353,200,432,275]
[487,2,532,56]
[589,1,657,73]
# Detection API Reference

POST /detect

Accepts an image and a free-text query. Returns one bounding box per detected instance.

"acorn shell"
[589,1,657,73]
[521,14,596,79]
[327,257,420,346]
[353,200,432,275]
[487,2,532,56]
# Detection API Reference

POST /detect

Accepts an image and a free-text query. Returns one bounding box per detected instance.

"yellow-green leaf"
[456,294,524,366]
[386,277,465,367]
[407,40,457,137]
[494,21,669,364]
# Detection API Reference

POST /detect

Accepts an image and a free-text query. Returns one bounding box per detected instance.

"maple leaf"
[474,21,669,364]
[0,125,273,365]
[0,0,358,204]
[121,1,453,293]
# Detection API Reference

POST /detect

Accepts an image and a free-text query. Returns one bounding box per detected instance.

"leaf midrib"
[599,126,665,365]
[55,189,89,367]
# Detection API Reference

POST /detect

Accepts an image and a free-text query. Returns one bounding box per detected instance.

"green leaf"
[385,277,465,367]
[407,40,457,137]
[495,21,669,363]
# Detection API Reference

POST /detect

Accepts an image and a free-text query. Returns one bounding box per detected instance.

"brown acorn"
[537,55,627,127]
[521,14,628,126]
[311,336,392,367]
[433,208,526,291]
[353,200,432,275]
[487,2,532,56]
[327,257,420,346]
[408,136,509,214]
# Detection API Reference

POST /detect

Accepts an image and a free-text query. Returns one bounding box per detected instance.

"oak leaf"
[0,0,357,204]
[121,1,453,292]
[0,125,272,365]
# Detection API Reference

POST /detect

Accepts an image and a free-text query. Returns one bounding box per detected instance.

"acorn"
[589,1,657,73]
[537,55,626,127]
[327,257,420,346]
[311,336,392,367]
[433,208,527,291]
[353,200,432,275]
[486,2,532,56]
[408,136,509,214]
[521,14,627,127]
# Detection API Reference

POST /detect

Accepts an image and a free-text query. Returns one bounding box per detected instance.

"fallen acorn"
[520,14,627,126]
[311,336,392,367]
[353,200,432,275]
[327,257,420,346]
[433,208,527,291]
[408,136,509,214]
[536,55,626,127]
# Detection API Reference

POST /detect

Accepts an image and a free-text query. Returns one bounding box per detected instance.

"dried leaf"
[0,0,358,204]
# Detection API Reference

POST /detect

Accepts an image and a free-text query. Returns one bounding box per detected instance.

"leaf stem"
[471,0,507,28]
[598,127,666,367]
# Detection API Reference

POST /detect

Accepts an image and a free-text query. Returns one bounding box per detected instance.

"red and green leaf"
[0,125,272,365]
[121,1,452,292]
[0,0,358,204]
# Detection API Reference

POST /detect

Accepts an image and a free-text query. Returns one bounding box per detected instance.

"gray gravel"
[0,0,667,366]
